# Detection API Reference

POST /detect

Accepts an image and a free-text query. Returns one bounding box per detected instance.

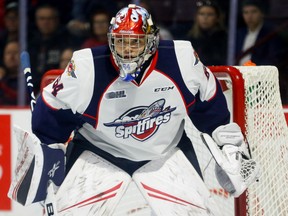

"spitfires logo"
[104,99,176,141]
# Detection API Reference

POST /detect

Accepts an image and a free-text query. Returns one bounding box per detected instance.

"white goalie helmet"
[108,4,159,81]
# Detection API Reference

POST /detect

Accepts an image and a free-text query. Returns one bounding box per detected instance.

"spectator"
[59,47,74,69]
[276,21,288,104]
[28,4,81,95]
[185,0,227,65]
[0,40,21,105]
[235,0,283,66]
[0,1,19,66]
[0,67,5,79]
[139,0,173,40]
[67,0,118,38]
[0,0,5,31]
[81,9,110,49]
[28,0,73,26]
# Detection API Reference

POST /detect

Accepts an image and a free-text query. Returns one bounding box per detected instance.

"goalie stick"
[8,52,66,207]
[20,51,36,111]
[200,133,226,167]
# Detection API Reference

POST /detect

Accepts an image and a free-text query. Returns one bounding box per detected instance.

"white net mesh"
[237,66,288,216]
[185,66,288,216]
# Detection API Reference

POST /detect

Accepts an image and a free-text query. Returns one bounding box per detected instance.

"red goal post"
[210,66,246,216]
[186,65,288,216]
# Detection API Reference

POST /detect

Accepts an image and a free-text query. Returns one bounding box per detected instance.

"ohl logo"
[104,99,176,141]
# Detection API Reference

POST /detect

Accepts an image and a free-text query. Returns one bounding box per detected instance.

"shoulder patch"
[67,60,77,78]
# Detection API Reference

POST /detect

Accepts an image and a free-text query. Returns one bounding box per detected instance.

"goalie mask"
[108,4,159,81]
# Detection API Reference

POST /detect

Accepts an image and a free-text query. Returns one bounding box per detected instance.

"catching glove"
[201,123,260,197]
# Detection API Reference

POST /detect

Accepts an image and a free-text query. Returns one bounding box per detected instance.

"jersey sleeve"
[32,49,95,144]
[188,79,230,135]
[174,40,230,135]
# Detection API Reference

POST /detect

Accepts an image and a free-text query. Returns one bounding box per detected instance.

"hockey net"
[185,65,288,216]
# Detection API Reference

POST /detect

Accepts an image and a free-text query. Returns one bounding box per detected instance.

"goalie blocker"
[201,123,260,197]
[8,126,66,206]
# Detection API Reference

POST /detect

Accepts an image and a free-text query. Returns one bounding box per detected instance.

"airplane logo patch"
[67,60,77,78]
[104,99,176,141]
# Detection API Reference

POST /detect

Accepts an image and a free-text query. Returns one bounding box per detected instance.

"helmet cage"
[108,32,158,81]
[108,4,159,81]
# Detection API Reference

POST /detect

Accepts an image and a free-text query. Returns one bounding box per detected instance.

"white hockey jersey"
[32,40,230,161]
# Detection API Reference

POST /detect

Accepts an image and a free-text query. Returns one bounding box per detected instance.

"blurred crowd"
[0,0,288,105]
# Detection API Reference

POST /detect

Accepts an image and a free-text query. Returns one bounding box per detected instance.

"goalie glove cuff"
[212,122,251,159]
[212,123,244,147]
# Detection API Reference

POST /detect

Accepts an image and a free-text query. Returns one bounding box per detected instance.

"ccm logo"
[154,86,174,92]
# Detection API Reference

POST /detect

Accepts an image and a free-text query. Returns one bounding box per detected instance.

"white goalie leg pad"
[133,148,221,216]
[8,125,66,206]
[201,123,260,197]
[53,150,131,216]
